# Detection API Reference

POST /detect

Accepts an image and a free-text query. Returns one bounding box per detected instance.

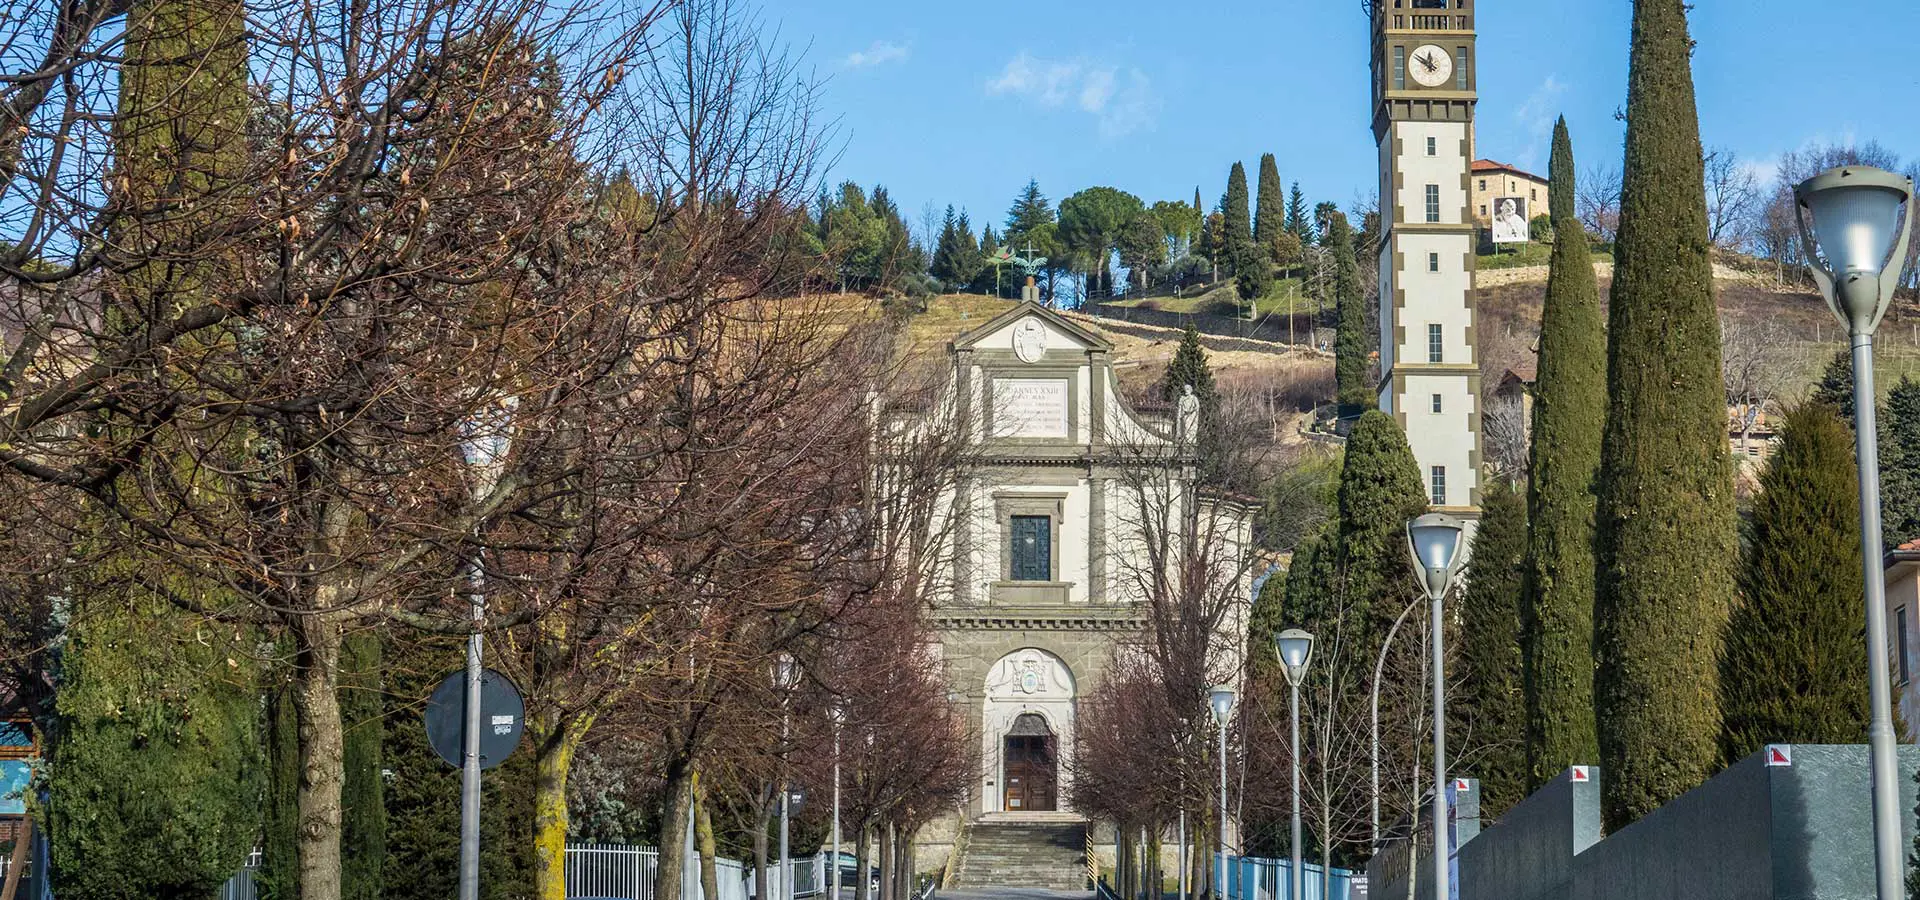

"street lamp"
[1407,513,1466,900]
[1275,630,1314,900]
[829,701,845,900]
[1794,164,1916,900]
[1208,684,1237,900]
[773,653,801,900]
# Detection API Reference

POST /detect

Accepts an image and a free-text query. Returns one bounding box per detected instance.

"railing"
[1225,855,1357,900]
[566,844,827,900]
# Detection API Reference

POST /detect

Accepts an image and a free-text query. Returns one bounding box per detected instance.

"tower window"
[1431,394,1443,414]
[1456,47,1469,90]
[1426,136,1437,157]
[1010,515,1052,581]
[1428,252,1440,272]
[1424,184,1441,223]
[1393,47,1406,91]
[1430,466,1447,506]
[1428,324,1443,363]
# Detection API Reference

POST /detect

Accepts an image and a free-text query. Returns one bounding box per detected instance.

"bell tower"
[1370,0,1481,521]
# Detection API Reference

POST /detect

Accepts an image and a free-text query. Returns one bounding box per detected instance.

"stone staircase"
[949,819,1088,891]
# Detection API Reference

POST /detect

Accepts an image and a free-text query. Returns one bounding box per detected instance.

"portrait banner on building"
[1491,196,1529,244]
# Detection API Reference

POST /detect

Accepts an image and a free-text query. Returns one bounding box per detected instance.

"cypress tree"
[1223,162,1253,276]
[1328,213,1370,407]
[1255,154,1284,252]
[1194,186,1204,217]
[1719,403,1869,762]
[48,590,262,900]
[341,633,386,900]
[1336,410,1431,642]
[1458,481,1529,818]
[260,673,300,900]
[1592,0,1739,830]
[1812,349,1854,422]
[1520,117,1606,789]
[1236,243,1273,303]
[1882,376,1920,549]
[1160,325,1217,405]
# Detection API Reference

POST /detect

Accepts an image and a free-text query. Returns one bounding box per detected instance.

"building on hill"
[1886,540,1920,733]
[884,290,1256,874]
[1471,159,1548,232]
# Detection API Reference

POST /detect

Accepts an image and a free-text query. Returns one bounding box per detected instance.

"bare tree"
[1704,147,1761,251]
[1576,163,1623,244]
[1482,395,1530,484]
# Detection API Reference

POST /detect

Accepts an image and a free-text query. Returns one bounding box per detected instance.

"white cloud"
[1512,75,1568,170]
[987,52,1159,138]
[842,40,909,69]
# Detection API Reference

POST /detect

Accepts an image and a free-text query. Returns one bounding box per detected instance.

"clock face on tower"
[1408,44,1453,88]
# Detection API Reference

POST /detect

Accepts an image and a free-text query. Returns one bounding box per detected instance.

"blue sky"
[775,0,1920,239]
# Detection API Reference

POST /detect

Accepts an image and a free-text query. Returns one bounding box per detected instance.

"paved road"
[939,890,1094,900]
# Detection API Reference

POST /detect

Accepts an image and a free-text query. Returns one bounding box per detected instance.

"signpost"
[424,667,527,770]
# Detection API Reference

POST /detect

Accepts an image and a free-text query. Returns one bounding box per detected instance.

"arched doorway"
[981,648,1075,815]
[1002,713,1057,812]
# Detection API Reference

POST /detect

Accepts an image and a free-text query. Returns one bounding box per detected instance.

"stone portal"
[982,648,1075,815]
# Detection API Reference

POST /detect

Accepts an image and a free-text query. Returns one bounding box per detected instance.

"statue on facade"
[1176,383,1200,446]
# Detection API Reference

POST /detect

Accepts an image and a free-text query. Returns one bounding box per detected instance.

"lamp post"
[774,653,801,900]
[1208,684,1237,900]
[1794,165,1916,900]
[1275,630,1315,900]
[1407,514,1466,900]
[830,701,844,900]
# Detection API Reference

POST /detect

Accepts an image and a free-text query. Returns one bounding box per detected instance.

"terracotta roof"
[1900,539,1920,552]
[1471,159,1545,181]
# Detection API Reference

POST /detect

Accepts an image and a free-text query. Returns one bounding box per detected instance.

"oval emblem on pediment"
[1012,318,1048,364]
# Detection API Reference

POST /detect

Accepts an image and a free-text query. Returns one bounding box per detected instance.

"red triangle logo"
[1767,746,1792,767]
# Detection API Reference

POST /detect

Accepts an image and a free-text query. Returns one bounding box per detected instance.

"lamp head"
[1207,683,1238,726]
[1407,513,1467,600]
[1794,165,1914,336]
[1274,628,1315,687]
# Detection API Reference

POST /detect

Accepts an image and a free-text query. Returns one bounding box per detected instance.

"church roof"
[947,299,1113,354]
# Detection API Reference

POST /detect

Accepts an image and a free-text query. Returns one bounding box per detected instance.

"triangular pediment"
[950,301,1111,356]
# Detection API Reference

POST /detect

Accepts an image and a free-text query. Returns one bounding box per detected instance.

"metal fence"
[566,844,826,900]
[1226,855,1356,900]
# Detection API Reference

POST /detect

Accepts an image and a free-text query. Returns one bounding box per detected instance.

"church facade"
[890,296,1254,834]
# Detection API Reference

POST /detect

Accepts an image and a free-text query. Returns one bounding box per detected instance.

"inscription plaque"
[993,378,1069,438]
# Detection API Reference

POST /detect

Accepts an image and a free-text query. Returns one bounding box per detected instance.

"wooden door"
[1003,735,1057,812]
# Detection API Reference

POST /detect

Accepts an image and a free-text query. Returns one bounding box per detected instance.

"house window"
[1393,47,1406,90]
[1431,394,1443,413]
[1531,187,1539,201]
[1010,515,1052,581]
[1478,178,1486,192]
[1424,184,1440,223]
[1428,324,1444,363]
[1428,252,1440,273]
[1900,605,1911,684]
[1480,204,1487,217]
[1455,48,1468,90]
[1430,466,1447,506]
[1426,136,1437,157]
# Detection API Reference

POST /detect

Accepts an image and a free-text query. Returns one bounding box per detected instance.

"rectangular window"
[1428,252,1440,273]
[1425,184,1440,223]
[1901,605,1911,684]
[1431,466,1447,506]
[1455,48,1468,90]
[1428,324,1444,363]
[1480,204,1488,216]
[1426,136,1437,157]
[1431,394,1443,414]
[1010,515,1052,582]
[1393,47,1406,91]
[1532,187,1539,201]
[1478,178,1487,191]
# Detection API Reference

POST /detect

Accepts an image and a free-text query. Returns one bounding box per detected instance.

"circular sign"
[424,667,525,770]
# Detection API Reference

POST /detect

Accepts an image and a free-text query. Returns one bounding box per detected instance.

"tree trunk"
[854,822,871,900]
[694,774,721,900]
[0,814,31,900]
[878,821,895,900]
[292,611,346,900]
[655,763,695,900]
[892,825,912,900]
[752,788,772,900]
[532,710,591,900]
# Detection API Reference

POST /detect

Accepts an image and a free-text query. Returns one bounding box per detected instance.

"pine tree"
[1458,481,1529,818]
[1812,349,1854,423]
[1882,376,1920,549]
[1521,117,1606,789]
[48,590,262,900]
[1005,179,1055,242]
[1223,162,1253,276]
[1161,325,1217,405]
[1286,182,1314,245]
[1719,402,1869,761]
[1255,154,1284,252]
[1328,213,1369,407]
[1592,0,1738,830]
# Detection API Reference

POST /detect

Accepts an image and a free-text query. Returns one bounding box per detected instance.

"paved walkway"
[940,890,1094,900]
